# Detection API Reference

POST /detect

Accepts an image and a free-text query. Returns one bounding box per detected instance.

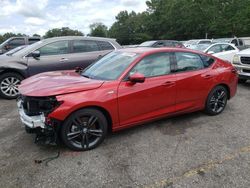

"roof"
[118,47,207,55]
[41,36,117,42]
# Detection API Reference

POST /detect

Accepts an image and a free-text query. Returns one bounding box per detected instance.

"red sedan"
[17,48,238,151]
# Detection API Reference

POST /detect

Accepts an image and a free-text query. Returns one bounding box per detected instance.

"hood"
[19,70,104,97]
[237,48,250,56]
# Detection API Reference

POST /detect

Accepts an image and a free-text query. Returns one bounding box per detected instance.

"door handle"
[60,58,69,62]
[162,81,175,87]
[202,74,213,79]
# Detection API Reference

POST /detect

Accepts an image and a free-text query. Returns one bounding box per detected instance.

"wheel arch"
[0,68,26,78]
[217,83,231,99]
[61,105,113,133]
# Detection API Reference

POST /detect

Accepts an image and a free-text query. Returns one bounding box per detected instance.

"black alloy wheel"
[61,108,108,151]
[205,86,228,115]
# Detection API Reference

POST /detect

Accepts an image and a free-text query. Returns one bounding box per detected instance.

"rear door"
[27,40,72,76]
[67,40,114,69]
[174,52,217,111]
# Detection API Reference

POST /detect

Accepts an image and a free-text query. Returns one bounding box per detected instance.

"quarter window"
[200,55,215,68]
[175,52,204,72]
[130,53,171,77]
[38,41,69,56]
[73,40,99,53]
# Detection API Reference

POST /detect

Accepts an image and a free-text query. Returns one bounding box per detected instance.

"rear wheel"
[0,72,23,99]
[60,108,108,151]
[205,86,228,115]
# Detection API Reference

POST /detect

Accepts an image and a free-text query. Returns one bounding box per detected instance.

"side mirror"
[128,73,145,83]
[207,51,215,54]
[30,50,40,58]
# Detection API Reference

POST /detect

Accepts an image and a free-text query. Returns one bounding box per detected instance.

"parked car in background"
[203,43,239,63]
[139,40,185,48]
[0,37,40,54]
[0,36,121,99]
[184,39,212,48]
[212,38,246,50]
[232,48,250,83]
[1,45,27,56]
[17,47,238,151]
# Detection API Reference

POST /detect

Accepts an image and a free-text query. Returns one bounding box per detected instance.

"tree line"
[1,0,250,45]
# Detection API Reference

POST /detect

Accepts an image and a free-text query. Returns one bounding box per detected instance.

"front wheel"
[205,86,228,115]
[60,108,108,151]
[0,72,23,99]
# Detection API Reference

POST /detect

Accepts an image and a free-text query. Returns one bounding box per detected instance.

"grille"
[241,57,250,65]
[243,69,250,73]
[21,96,58,116]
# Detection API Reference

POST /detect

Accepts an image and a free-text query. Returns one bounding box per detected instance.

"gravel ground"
[0,82,250,188]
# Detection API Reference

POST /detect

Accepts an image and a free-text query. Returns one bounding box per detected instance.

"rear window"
[97,41,114,50]
[72,40,100,53]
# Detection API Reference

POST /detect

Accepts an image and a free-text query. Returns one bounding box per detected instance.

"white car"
[204,43,239,63]
[192,43,239,63]
[184,39,212,48]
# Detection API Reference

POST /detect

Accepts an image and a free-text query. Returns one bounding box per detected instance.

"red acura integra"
[17,48,238,151]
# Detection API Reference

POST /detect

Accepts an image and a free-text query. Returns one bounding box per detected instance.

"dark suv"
[0,37,40,54]
[0,36,121,99]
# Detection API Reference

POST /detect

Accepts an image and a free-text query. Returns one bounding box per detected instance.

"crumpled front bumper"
[17,100,46,129]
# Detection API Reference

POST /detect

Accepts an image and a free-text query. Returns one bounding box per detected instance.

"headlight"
[233,55,241,65]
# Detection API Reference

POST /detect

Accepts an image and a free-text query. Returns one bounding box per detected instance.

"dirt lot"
[0,83,250,188]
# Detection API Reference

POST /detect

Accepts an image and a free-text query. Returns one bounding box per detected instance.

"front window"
[8,38,25,49]
[129,53,172,77]
[208,45,221,53]
[38,41,69,56]
[82,51,139,80]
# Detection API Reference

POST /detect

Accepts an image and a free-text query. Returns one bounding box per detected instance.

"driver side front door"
[117,52,176,128]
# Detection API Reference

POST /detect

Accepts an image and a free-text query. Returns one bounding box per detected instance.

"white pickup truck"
[232,48,250,83]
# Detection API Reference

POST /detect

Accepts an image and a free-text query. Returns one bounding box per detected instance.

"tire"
[205,85,228,116]
[0,72,23,99]
[60,108,108,151]
[238,79,247,84]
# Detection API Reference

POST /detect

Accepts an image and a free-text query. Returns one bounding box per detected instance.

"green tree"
[43,27,84,38]
[89,23,108,37]
[109,11,151,45]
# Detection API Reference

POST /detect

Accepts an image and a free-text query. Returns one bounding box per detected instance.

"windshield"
[5,45,27,56]
[139,41,157,47]
[82,51,139,80]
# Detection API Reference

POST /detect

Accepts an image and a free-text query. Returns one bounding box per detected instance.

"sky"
[0,0,148,36]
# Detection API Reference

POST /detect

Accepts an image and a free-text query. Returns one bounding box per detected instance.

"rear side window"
[175,52,204,72]
[239,39,243,46]
[28,38,40,44]
[8,38,25,47]
[200,55,215,68]
[221,44,234,51]
[73,40,100,53]
[38,41,69,56]
[97,41,114,50]
[231,39,238,46]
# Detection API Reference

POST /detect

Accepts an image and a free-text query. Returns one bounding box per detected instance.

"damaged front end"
[17,95,62,145]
